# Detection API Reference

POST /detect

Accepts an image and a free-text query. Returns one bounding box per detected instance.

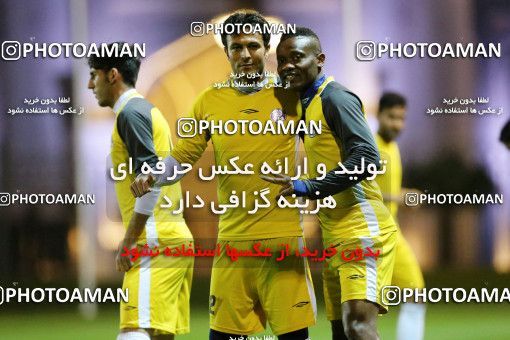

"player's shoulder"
[190,84,230,106]
[199,85,217,97]
[118,97,154,124]
[120,97,153,115]
[320,81,363,109]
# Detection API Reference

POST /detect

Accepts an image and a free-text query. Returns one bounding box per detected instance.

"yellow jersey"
[110,90,192,241]
[300,77,396,241]
[375,133,402,219]
[171,81,303,240]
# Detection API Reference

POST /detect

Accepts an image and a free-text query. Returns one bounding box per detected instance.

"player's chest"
[204,100,299,149]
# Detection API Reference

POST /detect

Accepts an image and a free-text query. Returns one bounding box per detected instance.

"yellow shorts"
[120,238,194,335]
[392,229,425,289]
[209,237,317,335]
[323,231,397,319]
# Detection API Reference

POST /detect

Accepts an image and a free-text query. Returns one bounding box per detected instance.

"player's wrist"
[292,179,309,197]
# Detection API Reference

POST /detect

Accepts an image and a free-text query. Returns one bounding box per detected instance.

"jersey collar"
[300,74,327,112]
[113,88,139,115]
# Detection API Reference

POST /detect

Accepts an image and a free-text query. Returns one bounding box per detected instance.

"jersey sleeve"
[116,106,159,175]
[303,90,381,199]
[170,92,210,165]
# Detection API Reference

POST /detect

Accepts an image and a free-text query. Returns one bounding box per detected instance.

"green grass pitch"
[1,303,510,339]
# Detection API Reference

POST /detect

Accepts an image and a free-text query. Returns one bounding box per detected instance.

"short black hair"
[87,42,141,87]
[220,10,271,49]
[279,26,322,52]
[500,120,510,143]
[379,92,407,112]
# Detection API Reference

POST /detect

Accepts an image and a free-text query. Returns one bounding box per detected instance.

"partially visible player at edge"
[375,93,426,340]
[131,11,316,340]
[88,42,194,340]
[262,27,398,340]
[500,120,510,150]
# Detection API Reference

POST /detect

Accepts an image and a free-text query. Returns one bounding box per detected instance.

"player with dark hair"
[220,10,271,49]
[378,93,406,115]
[262,27,398,339]
[88,43,141,89]
[376,92,426,340]
[500,120,510,150]
[131,12,316,340]
[88,42,194,340]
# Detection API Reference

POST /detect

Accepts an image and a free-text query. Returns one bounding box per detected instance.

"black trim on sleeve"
[303,82,381,199]
[116,97,159,175]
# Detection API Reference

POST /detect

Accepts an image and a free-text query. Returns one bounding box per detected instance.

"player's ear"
[317,53,325,68]
[109,68,120,84]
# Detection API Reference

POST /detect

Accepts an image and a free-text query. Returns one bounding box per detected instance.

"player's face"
[378,105,407,141]
[225,33,267,77]
[88,68,113,107]
[277,36,324,92]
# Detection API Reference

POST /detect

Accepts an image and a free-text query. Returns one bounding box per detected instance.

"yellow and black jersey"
[110,89,192,241]
[374,133,402,219]
[171,81,303,240]
[299,76,397,240]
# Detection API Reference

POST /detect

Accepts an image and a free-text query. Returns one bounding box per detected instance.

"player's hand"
[259,173,295,197]
[116,239,136,272]
[130,173,155,197]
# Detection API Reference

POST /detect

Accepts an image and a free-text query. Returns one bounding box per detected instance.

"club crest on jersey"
[270,108,286,122]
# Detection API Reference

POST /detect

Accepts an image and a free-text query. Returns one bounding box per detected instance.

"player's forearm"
[122,189,160,244]
[152,155,187,186]
[121,212,151,246]
[295,144,380,199]
[152,136,209,186]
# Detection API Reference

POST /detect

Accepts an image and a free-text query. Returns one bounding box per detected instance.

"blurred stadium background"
[0,0,509,339]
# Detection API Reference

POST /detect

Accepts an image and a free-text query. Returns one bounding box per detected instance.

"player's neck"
[378,131,394,144]
[110,85,134,108]
[300,73,326,98]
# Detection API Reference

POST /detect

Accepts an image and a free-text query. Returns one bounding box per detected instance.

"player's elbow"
[371,148,381,170]
[364,143,380,165]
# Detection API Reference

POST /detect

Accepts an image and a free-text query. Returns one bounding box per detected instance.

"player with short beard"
[375,93,426,340]
[131,11,316,340]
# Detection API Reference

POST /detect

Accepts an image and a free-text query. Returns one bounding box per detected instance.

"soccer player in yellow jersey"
[88,42,194,340]
[375,93,426,340]
[262,28,398,340]
[131,12,316,340]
